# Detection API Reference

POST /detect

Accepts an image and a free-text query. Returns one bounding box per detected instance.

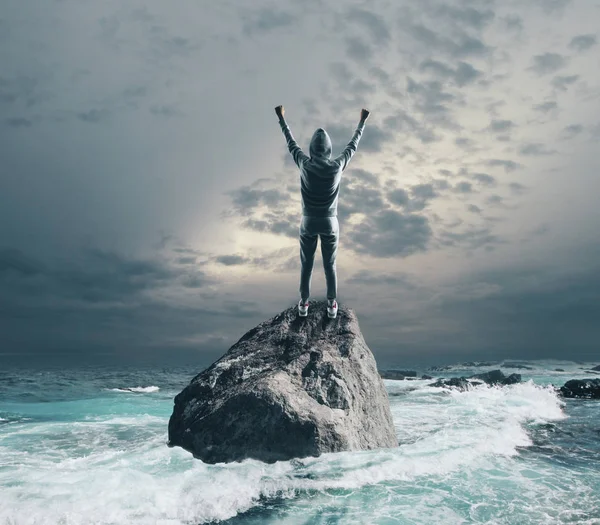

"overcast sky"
[1,0,599,368]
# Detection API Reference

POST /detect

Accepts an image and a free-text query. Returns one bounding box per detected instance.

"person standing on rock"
[275,104,369,319]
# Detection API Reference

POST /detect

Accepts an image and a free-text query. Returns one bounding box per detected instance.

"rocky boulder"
[168,300,398,464]
[560,379,600,399]
[428,369,522,391]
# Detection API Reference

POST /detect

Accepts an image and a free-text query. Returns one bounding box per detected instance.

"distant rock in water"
[428,369,521,391]
[429,377,472,390]
[592,365,600,371]
[168,300,398,464]
[555,368,565,372]
[560,379,600,399]
[379,369,417,380]
[427,361,497,371]
[470,370,522,385]
[461,361,496,367]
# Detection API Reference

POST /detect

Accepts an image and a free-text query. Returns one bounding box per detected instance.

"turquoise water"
[1,360,599,524]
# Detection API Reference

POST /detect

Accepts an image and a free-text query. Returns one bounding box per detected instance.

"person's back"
[300,128,347,218]
[275,106,370,318]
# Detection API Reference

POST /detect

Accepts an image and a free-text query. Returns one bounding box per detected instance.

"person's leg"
[299,217,319,301]
[320,217,339,301]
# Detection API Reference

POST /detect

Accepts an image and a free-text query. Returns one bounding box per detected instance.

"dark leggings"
[299,216,339,301]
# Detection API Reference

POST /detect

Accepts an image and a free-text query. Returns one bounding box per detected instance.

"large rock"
[560,379,600,399]
[168,300,398,464]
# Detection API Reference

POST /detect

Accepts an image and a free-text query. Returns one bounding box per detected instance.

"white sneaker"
[327,299,338,319]
[298,299,309,317]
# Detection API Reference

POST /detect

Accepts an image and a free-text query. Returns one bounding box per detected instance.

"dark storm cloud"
[0,246,209,306]
[519,143,556,156]
[487,194,504,206]
[328,62,376,103]
[0,248,42,276]
[568,34,597,52]
[241,8,294,36]
[386,188,410,207]
[345,168,380,187]
[407,24,491,59]
[419,59,482,87]
[0,75,41,108]
[455,137,476,150]
[429,261,600,359]
[346,209,432,257]
[225,185,292,217]
[406,77,456,119]
[385,182,442,213]
[472,173,496,187]
[528,52,568,75]
[438,226,500,251]
[347,269,416,289]
[453,181,473,193]
[0,246,274,364]
[561,124,584,139]
[551,74,579,91]
[214,254,250,266]
[412,183,437,200]
[383,110,442,144]
[326,122,390,153]
[242,214,298,239]
[344,36,373,63]
[5,117,32,128]
[436,4,495,29]
[341,184,388,216]
[509,182,527,195]
[533,100,558,113]
[77,108,110,123]
[176,256,197,265]
[486,159,521,173]
[487,119,514,133]
[502,15,523,31]
[344,7,390,46]
[150,105,181,118]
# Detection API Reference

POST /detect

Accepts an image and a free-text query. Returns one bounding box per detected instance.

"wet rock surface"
[168,300,397,464]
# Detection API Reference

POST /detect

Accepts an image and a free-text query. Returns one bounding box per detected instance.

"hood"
[309,128,332,159]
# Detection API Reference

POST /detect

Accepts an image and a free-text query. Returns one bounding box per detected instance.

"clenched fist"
[361,108,370,121]
[275,105,284,118]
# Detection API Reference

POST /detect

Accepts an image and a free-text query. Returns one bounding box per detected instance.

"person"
[275,104,369,319]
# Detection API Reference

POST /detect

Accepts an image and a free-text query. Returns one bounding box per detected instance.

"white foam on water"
[109,386,160,393]
[1,379,576,524]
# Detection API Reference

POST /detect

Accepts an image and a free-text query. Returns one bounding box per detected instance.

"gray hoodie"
[279,117,365,217]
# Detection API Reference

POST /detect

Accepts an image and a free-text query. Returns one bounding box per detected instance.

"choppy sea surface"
[1,359,599,525]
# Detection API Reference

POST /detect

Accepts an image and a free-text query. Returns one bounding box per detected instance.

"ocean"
[1,359,599,525]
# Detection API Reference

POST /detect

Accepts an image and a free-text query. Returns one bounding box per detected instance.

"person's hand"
[275,105,284,119]
[361,108,370,121]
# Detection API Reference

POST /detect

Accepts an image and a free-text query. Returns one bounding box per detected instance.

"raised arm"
[334,108,370,171]
[275,105,310,169]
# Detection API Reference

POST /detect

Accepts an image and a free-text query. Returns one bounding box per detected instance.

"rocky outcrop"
[168,300,398,464]
[470,370,522,385]
[428,370,522,391]
[559,379,600,399]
